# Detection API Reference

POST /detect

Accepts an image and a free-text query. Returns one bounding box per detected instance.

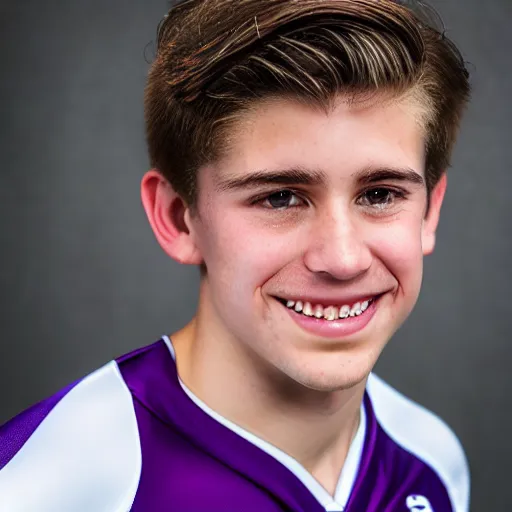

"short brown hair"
[144,0,471,209]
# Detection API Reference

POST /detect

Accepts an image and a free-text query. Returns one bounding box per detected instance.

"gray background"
[0,0,509,509]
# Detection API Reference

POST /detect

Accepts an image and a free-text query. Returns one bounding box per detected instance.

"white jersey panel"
[366,373,470,512]
[0,361,141,512]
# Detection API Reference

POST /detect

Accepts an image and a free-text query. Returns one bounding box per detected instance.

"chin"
[279,351,376,393]
[299,376,366,393]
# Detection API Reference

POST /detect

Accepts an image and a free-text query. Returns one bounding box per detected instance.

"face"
[186,95,444,392]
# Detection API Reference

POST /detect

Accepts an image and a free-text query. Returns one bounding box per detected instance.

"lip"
[276,295,381,339]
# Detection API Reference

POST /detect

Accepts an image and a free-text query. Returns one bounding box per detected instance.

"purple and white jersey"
[0,336,469,511]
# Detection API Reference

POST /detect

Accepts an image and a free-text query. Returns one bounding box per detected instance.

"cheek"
[198,213,297,295]
[370,217,424,286]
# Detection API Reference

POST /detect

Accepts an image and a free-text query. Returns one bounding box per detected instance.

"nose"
[303,204,372,281]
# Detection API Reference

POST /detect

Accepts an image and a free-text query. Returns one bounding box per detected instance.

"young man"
[0,0,472,511]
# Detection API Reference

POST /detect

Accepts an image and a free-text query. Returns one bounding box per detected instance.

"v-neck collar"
[120,337,375,512]
[166,335,366,510]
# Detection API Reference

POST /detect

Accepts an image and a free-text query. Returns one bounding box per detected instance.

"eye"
[258,190,304,210]
[357,187,407,210]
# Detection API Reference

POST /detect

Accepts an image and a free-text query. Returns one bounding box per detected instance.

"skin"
[141,94,447,495]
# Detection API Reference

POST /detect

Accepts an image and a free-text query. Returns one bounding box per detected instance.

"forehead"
[209,94,426,185]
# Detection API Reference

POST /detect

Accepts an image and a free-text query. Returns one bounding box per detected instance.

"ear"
[141,169,203,265]
[422,173,447,256]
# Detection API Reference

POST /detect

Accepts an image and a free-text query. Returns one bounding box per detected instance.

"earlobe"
[141,170,203,265]
[422,173,447,256]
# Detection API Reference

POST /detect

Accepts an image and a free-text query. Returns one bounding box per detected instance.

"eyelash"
[252,187,409,212]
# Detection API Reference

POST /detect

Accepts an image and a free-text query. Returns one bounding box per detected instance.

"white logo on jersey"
[406,495,434,512]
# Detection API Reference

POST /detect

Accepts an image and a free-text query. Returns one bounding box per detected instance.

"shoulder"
[0,360,141,512]
[366,373,470,512]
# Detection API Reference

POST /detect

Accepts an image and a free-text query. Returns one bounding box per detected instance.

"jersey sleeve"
[0,380,79,471]
[0,361,142,512]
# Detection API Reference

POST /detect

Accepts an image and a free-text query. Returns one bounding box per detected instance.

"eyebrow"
[215,165,425,192]
[355,167,425,187]
[215,167,328,191]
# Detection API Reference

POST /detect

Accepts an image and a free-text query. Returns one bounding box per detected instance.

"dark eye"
[358,187,405,209]
[261,190,302,209]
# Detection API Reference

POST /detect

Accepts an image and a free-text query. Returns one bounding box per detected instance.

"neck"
[171,309,366,495]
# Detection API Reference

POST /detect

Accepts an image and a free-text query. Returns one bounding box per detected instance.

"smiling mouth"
[274,296,379,321]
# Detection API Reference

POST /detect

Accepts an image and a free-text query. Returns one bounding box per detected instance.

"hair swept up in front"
[144,0,471,209]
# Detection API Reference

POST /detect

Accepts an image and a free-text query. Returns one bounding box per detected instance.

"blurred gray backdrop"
[0,0,510,510]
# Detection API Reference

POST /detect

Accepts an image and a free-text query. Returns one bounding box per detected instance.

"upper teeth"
[285,299,371,320]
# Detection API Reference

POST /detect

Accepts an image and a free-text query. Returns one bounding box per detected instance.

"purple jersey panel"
[346,396,452,511]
